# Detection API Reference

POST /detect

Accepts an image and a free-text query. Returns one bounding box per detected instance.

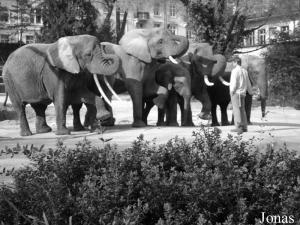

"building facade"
[0,0,299,48]
[0,0,42,43]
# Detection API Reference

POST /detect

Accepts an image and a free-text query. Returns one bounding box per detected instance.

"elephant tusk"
[204,75,214,86]
[104,76,123,101]
[219,77,230,86]
[93,74,112,107]
[167,83,172,90]
[169,56,179,64]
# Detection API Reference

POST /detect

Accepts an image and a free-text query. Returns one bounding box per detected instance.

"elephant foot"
[198,112,211,120]
[20,129,33,136]
[73,124,86,131]
[36,125,52,134]
[101,117,116,126]
[211,122,220,127]
[182,122,195,127]
[221,121,230,126]
[132,120,146,127]
[248,121,252,125]
[156,121,166,126]
[56,127,71,135]
[167,121,179,127]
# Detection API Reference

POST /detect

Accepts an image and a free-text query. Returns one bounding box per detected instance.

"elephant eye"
[158,39,163,44]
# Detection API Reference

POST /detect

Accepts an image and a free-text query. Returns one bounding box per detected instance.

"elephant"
[3,34,120,136]
[100,28,189,127]
[226,54,268,119]
[182,43,268,126]
[142,61,193,126]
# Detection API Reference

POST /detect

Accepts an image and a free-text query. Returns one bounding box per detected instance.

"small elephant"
[3,35,119,136]
[142,61,193,127]
[101,28,189,127]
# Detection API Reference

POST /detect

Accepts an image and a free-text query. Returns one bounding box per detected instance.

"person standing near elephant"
[229,56,253,134]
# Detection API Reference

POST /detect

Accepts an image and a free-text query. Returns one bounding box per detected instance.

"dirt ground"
[1,95,300,184]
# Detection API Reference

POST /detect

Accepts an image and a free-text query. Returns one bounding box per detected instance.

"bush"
[0,127,299,225]
[265,41,300,108]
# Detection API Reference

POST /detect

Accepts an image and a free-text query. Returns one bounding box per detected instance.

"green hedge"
[0,127,299,225]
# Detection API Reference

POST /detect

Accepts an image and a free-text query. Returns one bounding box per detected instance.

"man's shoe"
[230,128,243,134]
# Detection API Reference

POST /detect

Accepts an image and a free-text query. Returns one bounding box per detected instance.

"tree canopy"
[180,0,271,56]
[38,0,99,43]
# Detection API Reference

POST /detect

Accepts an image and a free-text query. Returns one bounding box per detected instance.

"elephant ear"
[47,36,80,74]
[211,54,227,76]
[119,29,152,63]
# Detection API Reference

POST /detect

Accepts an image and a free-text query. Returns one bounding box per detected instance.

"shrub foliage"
[264,41,300,108]
[0,127,300,225]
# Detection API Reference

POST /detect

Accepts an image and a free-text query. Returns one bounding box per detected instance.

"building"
[0,0,299,48]
[95,0,190,37]
[238,0,300,53]
[0,0,43,43]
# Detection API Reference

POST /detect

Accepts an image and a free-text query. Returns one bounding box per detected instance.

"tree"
[180,0,272,57]
[38,0,99,43]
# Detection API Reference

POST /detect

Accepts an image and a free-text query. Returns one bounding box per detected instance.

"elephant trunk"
[92,44,120,76]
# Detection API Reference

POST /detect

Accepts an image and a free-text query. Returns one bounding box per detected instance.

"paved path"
[1,96,300,184]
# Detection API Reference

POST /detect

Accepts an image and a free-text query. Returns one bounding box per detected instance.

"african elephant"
[184,43,268,126]
[226,54,268,119]
[3,35,119,136]
[142,61,193,126]
[101,28,189,127]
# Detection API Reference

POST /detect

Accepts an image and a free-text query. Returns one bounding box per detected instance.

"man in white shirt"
[230,56,253,134]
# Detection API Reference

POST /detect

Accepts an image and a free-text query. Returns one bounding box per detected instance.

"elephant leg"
[71,103,85,131]
[94,96,114,126]
[211,104,220,126]
[31,103,52,133]
[165,92,179,126]
[178,95,194,126]
[17,103,32,136]
[54,85,70,135]
[84,103,97,130]
[245,93,252,124]
[194,93,211,120]
[261,98,266,118]
[143,99,154,126]
[220,103,230,126]
[157,108,166,126]
[101,100,115,126]
[125,78,145,127]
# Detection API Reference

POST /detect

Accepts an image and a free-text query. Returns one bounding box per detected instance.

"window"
[153,2,160,16]
[26,35,34,44]
[0,9,9,23]
[168,24,177,35]
[36,8,42,24]
[154,23,161,28]
[246,31,255,46]
[0,34,9,43]
[137,12,149,20]
[169,1,176,17]
[269,27,277,43]
[281,26,289,33]
[258,29,266,45]
[186,29,192,39]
